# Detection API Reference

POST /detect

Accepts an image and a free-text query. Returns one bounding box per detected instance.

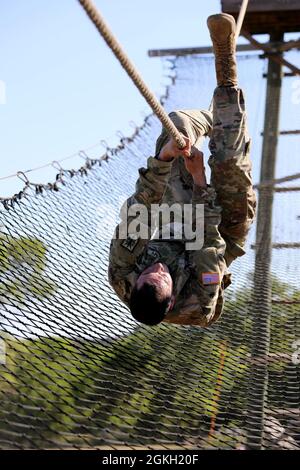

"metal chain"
[78,0,186,149]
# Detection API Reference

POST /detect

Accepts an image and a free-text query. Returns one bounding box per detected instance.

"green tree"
[0,271,299,449]
[0,233,58,445]
[0,234,56,303]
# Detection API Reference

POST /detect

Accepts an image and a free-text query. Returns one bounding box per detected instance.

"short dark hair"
[129,282,171,326]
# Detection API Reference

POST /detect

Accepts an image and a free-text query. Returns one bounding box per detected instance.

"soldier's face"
[136,262,173,299]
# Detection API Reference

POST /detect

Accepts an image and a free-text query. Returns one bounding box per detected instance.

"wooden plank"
[274,187,300,192]
[261,130,300,135]
[148,44,257,57]
[254,172,300,189]
[263,72,299,77]
[234,12,300,34]
[251,243,300,249]
[222,1,300,34]
[243,31,300,75]
[148,39,300,58]
[280,37,300,51]
[222,0,300,13]
[280,130,300,135]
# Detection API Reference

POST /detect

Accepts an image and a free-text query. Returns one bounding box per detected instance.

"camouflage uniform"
[108,86,256,326]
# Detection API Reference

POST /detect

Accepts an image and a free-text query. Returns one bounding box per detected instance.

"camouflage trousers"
[155,86,256,266]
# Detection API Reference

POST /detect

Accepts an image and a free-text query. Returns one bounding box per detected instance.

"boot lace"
[213,36,236,84]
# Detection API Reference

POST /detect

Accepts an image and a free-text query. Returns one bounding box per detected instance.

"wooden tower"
[222,0,300,34]
[223,0,300,450]
[149,0,300,450]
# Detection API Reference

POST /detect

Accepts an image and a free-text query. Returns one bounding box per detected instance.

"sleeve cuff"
[148,156,173,172]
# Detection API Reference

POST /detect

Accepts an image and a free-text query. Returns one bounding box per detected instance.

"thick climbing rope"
[235,0,249,39]
[78,0,186,149]
[1,0,254,189]
[78,0,250,150]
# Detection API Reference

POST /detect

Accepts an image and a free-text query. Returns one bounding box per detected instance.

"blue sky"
[0,0,224,197]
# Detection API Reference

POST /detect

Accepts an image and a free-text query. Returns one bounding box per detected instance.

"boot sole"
[207,13,236,31]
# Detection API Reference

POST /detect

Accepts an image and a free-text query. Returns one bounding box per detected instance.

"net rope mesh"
[0,53,300,450]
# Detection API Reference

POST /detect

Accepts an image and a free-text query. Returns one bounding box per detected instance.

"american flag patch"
[202,272,220,285]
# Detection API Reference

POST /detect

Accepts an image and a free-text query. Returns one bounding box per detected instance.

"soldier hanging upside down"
[108,14,256,327]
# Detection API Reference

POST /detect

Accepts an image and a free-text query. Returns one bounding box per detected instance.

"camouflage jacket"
[108,156,232,327]
[108,88,256,327]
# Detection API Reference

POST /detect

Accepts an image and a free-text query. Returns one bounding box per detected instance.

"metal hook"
[17,171,30,185]
[100,140,109,150]
[51,160,64,171]
[116,130,125,139]
[129,120,138,130]
[78,150,89,160]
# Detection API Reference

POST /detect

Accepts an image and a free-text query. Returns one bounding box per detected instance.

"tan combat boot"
[207,13,238,87]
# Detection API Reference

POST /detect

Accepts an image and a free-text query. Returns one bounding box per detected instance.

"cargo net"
[0,53,300,450]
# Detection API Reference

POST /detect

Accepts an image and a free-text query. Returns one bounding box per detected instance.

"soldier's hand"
[158,135,191,161]
[183,147,207,188]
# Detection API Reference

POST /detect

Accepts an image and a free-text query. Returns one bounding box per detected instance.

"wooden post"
[246,33,284,450]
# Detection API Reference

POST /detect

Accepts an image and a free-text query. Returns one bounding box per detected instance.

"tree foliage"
[0,234,56,303]
[0,272,299,448]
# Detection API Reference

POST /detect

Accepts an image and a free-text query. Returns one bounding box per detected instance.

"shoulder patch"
[202,272,220,285]
[121,235,140,252]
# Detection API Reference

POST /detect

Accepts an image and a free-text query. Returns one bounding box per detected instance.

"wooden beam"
[251,243,300,249]
[263,72,299,77]
[274,187,300,192]
[148,38,300,58]
[222,0,300,13]
[222,1,300,34]
[280,130,300,135]
[148,44,258,57]
[261,130,300,135]
[242,31,300,76]
[271,243,300,249]
[279,38,300,51]
[254,172,300,189]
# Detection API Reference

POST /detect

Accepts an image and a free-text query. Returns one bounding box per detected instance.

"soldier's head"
[129,262,173,325]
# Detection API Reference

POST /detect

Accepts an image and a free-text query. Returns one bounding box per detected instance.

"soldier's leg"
[208,87,256,265]
[207,14,256,265]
